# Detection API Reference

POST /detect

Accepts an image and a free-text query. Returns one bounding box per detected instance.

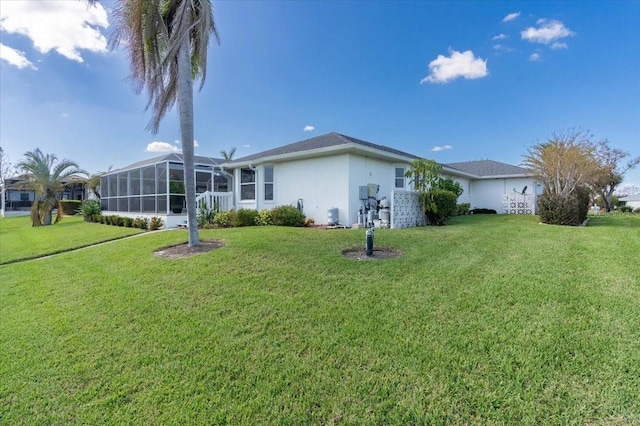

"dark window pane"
[142,196,155,213]
[241,184,255,200]
[130,197,140,212]
[264,183,273,201]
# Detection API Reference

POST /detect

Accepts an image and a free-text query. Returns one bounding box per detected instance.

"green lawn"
[0,215,143,264]
[1,215,639,424]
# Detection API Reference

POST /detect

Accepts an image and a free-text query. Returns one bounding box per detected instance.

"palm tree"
[220,147,236,160]
[17,149,86,226]
[111,0,219,247]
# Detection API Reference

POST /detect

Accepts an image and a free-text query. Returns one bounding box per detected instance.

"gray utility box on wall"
[327,207,339,225]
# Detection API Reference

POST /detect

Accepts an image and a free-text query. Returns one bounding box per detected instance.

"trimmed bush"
[123,217,134,227]
[538,187,590,226]
[619,205,633,213]
[256,209,273,226]
[213,211,233,227]
[235,209,259,227]
[149,217,163,231]
[59,200,82,215]
[456,203,471,216]
[634,207,640,214]
[421,189,457,226]
[270,205,305,227]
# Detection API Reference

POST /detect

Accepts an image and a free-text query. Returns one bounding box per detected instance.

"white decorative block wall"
[391,189,425,229]
[501,194,536,215]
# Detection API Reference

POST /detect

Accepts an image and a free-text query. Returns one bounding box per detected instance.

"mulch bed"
[155,240,225,259]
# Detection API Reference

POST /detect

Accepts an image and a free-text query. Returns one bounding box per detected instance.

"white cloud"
[0,1,108,63]
[551,42,568,50]
[421,50,488,84]
[0,42,37,69]
[529,53,541,61]
[493,44,515,52]
[431,145,453,152]
[243,144,251,148]
[146,141,179,152]
[61,112,70,118]
[303,125,315,132]
[521,19,574,45]
[503,12,521,22]
[492,34,508,40]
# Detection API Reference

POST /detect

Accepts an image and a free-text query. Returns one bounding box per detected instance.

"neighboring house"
[618,194,640,210]
[443,160,538,214]
[98,132,537,227]
[2,176,87,212]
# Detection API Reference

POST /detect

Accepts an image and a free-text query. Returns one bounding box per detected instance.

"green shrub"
[456,203,470,216]
[538,187,590,226]
[98,215,105,224]
[619,205,633,213]
[123,217,134,227]
[116,216,125,227]
[635,207,640,214]
[79,200,101,219]
[197,203,216,227]
[256,209,273,226]
[133,217,149,230]
[270,205,305,227]
[213,211,233,227]
[149,217,163,231]
[59,200,82,215]
[235,209,259,227]
[421,189,458,226]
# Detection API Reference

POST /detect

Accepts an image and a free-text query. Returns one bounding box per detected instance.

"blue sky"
[1,1,639,185]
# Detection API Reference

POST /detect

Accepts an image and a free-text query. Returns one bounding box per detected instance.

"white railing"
[502,194,536,215]
[195,191,234,212]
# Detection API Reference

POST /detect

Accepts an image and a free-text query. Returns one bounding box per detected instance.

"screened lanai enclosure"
[100,154,233,227]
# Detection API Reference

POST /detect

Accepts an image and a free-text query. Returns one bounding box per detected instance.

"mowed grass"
[1,215,639,424]
[0,215,143,264]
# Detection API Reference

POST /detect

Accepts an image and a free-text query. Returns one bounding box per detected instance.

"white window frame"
[264,165,274,202]
[240,168,256,201]
[395,166,405,189]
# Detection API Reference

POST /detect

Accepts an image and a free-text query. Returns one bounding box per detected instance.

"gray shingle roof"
[619,194,640,202]
[229,132,420,163]
[444,160,531,177]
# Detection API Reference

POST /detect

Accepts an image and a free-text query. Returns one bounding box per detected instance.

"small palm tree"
[111,0,219,247]
[17,149,86,226]
[220,147,236,161]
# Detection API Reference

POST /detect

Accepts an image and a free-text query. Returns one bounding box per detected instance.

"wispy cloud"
[303,125,315,132]
[421,50,488,84]
[503,12,521,22]
[0,43,37,69]
[61,112,70,118]
[493,44,515,53]
[431,145,453,152]
[146,141,178,152]
[243,144,251,148]
[0,1,108,63]
[551,42,568,50]
[173,139,199,147]
[521,19,574,45]
[529,53,541,61]
[492,34,508,40]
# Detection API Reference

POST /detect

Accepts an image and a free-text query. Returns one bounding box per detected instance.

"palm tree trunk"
[177,35,200,247]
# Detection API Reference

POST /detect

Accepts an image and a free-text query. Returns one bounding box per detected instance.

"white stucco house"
[99,132,537,228]
[618,194,640,210]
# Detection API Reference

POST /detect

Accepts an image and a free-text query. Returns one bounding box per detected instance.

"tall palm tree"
[17,149,86,227]
[220,147,236,160]
[111,0,219,247]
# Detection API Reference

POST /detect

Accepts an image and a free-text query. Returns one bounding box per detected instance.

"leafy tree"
[523,128,600,199]
[220,147,236,160]
[16,149,86,226]
[84,166,112,200]
[111,0,219,247]
[591,141,640,212]
[405,159,463,226]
